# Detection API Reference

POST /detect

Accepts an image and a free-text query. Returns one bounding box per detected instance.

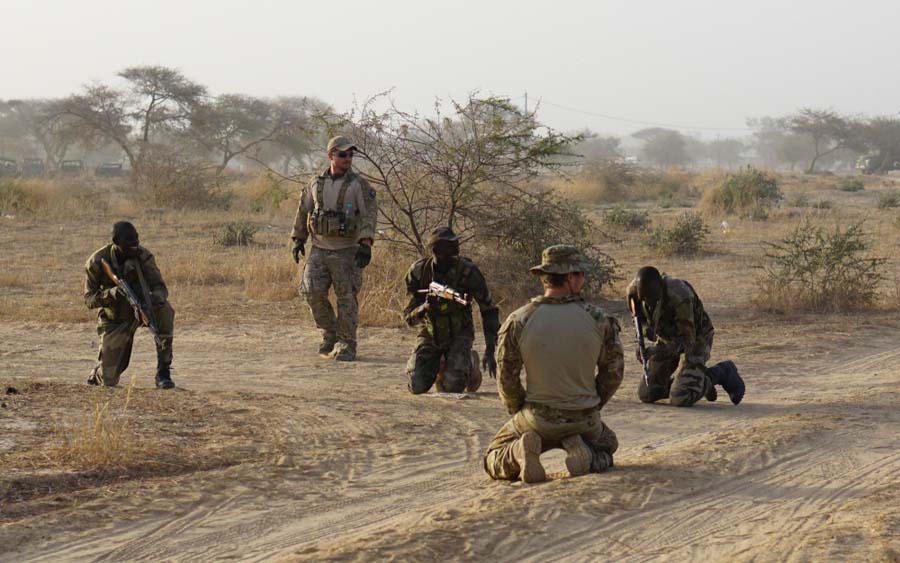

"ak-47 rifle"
[630,297,650,386]
[100,258,166,350]
[418,281,470,306]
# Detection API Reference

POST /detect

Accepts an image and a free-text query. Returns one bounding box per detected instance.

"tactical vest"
[416,257,475,342]
[308,175,360,238]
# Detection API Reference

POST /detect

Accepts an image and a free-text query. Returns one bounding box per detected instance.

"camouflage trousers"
[484,403,618,481]
[299,246,362,349]
[407,335,478,394]
[638,330,713,407]
[90,302,174,387]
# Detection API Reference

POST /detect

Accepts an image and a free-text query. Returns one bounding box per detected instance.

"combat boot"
[155,366,175,390]
[591,451,614,473]
[318,334,337,357]
[333,342,356,362]
[513,431,546,483]
[706,361,744,405]
[561,435,592,477]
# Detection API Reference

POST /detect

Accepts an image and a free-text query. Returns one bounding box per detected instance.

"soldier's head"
[327,135,356,176]
[112,221,140,258]
[531,245,590,295]
[635,266,663,305]
[427,227,461,266]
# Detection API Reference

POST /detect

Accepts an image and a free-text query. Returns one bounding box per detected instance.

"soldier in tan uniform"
[84,221,175,389]
[291,136,377,361]
[484,245,624,483]
[627,266,745,407]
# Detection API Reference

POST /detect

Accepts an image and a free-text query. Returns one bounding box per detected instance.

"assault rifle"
[100,258,166,350]
[630,298,650,386]
[418,281,470,306]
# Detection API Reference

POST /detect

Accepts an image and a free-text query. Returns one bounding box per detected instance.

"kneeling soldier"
[404,227,499,394]
[484,245,623,483]
[627,266,744,407]
[84,221,175,389]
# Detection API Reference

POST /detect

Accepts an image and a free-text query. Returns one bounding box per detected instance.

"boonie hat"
[530,244,591,275]
[426,226,461,247]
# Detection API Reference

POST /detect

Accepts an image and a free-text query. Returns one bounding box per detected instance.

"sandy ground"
[1,308,898,562]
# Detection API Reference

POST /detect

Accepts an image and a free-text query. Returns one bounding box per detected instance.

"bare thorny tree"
[331,95,577,253]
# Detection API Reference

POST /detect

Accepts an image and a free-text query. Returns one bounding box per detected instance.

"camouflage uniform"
[292,163,377,358]
[627,275,719,407]
[403,252,499,394]
[484,246,624,482]
[84,244,174,387]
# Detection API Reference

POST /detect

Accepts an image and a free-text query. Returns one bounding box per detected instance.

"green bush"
[214,221,258,247]
[602,205,650,231]
[876,192,900,209]
[838,177,865,192]
[811,200,833,210]
[755,222,885,312]
[785,192,809,208]
[645,211,709,256]
[701,166,781,216]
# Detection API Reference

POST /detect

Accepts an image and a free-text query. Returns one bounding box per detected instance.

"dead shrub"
[753,222,885,312]
[132,145,231,210]
[603,204,651,231]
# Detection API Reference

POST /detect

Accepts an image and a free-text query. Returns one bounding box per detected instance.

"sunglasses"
[334,150,354,159]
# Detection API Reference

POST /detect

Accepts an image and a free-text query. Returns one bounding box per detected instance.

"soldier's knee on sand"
[407,376,433,395]
[669,389,700,407]
[639,384,668,404]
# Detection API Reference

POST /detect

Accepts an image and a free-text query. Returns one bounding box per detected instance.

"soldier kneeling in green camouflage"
[404,227,500,394]
[84,221,175,389]
[484,246,623,483]
[627,266,744,407]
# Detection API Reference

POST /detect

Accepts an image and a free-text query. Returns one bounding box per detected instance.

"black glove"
[355,243,372,269]
[482,334,497,378]
[292,239,306,263]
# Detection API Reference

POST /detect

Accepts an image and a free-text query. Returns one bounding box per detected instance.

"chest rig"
[308,174,360,238]
[418,257,475,342]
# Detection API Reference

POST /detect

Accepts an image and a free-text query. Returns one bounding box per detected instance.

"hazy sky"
[5,0,900,137]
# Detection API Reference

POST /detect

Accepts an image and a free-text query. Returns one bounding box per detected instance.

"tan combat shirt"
[291,168,377,251]
[496,295,624,414]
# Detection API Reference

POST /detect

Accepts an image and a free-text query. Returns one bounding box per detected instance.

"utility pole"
[524,92,528,114]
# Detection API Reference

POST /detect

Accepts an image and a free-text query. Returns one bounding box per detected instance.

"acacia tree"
[786,108,862,174]
[338,95,577,254]
[633,127,689,169]
[0,99,81,166]
[861,117,900,174]
[50,65,206,169]
[705,138,745,168]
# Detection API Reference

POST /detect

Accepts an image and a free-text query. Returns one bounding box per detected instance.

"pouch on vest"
[308,176,360,238]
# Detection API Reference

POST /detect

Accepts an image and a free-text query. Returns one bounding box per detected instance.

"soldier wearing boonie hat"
[483,245,624,483]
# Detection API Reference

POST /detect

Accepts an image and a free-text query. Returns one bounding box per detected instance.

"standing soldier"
[484,245,623,483]
[84,221,175,389]
[291,136,377,361]
[627,266,745,407]
[404,227,500,394]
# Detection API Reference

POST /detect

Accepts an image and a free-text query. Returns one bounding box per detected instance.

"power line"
[533,98,752,134]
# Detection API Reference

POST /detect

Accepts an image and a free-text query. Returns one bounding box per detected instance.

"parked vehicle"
[21,158,46,178]
[0,158,18,177]
[95,162,125,177]
[58,160,85,177]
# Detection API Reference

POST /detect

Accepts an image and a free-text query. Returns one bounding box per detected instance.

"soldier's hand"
[482,334,498,378]
[292,239,306,263]
[355,243,372,269]
[100,286,121,306]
